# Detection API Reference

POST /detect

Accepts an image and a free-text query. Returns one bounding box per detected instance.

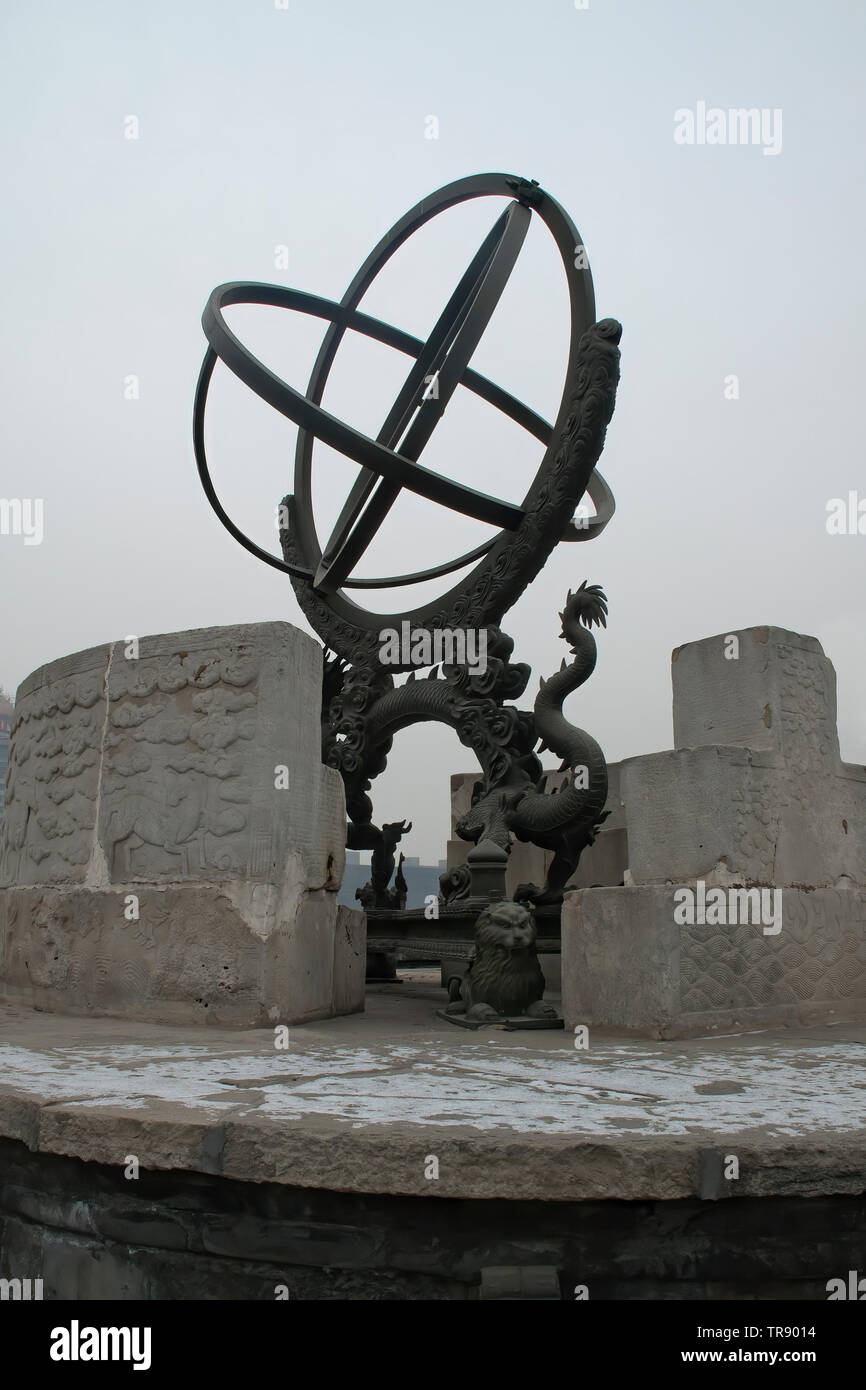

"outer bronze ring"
[193,172,614,613]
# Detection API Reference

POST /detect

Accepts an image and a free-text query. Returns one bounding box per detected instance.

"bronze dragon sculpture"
[457,581,610,904]
[279,317,621,902]
[314,582,609,904]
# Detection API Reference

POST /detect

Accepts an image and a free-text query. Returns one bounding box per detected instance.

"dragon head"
[559,581,608,647]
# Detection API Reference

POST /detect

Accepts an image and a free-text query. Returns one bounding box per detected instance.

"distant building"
[338,849,448,910]
[0,692,12,829]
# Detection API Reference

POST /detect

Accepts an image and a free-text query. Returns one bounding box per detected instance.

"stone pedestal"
[0,622,365,1027]
[561,627,866,1037]
[564,884,866,1036]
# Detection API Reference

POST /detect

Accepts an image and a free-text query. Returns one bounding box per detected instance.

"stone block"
[479,1266,561,1299]
[445,837,469,873]
[449,773,479,838]
[562,884,866,1037]
[619,745,773,885]
[333,906,366,1015]
[567,827,627,888]
[662,626,866,891]
[539,954,561,991]
[0,623,362,1026]
[672,626,840,765]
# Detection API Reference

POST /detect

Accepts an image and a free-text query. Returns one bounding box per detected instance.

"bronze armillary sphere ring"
[194,172,618,668]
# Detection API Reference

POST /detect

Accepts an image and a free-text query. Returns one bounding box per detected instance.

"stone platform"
[0,981,863,1299]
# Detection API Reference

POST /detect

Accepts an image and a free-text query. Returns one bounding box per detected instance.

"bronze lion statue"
[446,900,558,1021]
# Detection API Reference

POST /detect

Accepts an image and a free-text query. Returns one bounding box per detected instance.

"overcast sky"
[1,0,864,861]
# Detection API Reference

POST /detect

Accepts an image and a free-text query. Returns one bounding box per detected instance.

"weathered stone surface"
[562,885,866,1037]
[1,621,343,889]
[1,1135,865,1300]
[560,627,866,1036]
[672,626,838,762]
[332,906,366,1016]
[479,1266,561,1299]
[0,884,356,1027]
[619,741,866,891]
[664,626,866,888]
[0,623,361,1026]
[0,997,863,1205]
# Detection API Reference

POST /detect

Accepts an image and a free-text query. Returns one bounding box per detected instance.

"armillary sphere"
[193,172,618,671]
